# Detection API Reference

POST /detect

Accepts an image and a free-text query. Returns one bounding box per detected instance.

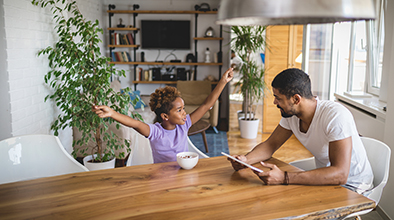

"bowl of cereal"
[176,152,199,170]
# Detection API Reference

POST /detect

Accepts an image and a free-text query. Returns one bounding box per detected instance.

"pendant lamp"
[216,0,376,26]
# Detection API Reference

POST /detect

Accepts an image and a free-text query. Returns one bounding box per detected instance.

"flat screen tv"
[141,20,190,50]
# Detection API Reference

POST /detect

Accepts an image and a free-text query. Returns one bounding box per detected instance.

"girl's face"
[165,97,187,125]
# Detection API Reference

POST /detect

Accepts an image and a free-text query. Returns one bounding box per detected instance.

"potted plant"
[32,0,142,169]
[230,26,267,139]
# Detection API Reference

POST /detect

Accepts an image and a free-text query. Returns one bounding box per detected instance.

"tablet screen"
[221,152,263,173]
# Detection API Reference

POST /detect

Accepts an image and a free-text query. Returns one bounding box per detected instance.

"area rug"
[188,129,229,157]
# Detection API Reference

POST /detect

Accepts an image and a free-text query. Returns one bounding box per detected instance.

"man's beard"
[277,105,293,118]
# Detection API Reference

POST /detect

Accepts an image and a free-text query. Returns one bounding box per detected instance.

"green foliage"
[230,26,267,120]
[32,0,142,162]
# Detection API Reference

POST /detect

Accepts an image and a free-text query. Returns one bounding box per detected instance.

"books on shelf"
[111,33,134,45]
[111,51,132,62]
[135,68,142,81]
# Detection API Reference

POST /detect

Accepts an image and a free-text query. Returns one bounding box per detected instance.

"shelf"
[108,45,140,48]
[133,81,177,84]
[109,61,223,66]
[107,10,217,14]
[108,27,139,31]
[194,37,223,40]
[133,81,218,84]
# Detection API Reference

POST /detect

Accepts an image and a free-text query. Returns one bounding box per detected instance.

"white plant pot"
[239,117,260,139]
[237,111,253,128]
[83,154,116,171]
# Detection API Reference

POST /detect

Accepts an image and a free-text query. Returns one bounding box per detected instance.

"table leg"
[202,131,209,152]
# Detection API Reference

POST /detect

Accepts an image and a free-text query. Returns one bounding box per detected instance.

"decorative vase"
[239,117,260,139]
[83,154,116,171]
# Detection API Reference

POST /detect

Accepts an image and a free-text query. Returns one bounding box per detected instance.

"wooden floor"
[227,102,313,163]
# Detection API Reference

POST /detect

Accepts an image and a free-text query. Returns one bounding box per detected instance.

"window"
[302,0,385,99]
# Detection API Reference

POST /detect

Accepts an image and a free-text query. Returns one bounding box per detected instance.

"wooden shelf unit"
[109,61,223,66]
[107,4,223,89]
[132,81,219,85]
[107,10,217,14]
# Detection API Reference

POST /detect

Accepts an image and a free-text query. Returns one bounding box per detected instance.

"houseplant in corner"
[32,0,142,170]
[230,26,267,139]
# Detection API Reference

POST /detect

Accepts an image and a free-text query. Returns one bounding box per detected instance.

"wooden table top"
[0,156,375,219]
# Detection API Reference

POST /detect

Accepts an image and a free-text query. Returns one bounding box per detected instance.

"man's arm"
[190,68,233,124]
[257,136,352,185]
[229,125,293,170]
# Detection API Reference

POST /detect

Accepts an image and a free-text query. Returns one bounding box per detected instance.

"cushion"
[181,94,208,105]
[122,90,146,109]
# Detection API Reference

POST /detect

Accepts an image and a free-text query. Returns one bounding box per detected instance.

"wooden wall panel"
[263,25,303,133]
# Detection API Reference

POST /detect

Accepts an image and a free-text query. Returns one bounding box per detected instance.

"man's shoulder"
[317,100,352,119]
[318,100,347,111]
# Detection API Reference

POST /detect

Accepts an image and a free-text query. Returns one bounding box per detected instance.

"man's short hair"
[271,68,314,99]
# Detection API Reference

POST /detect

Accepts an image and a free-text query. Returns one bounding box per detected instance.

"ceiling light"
[216,0,376,26]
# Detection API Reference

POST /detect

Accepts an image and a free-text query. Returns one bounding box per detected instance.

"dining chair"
[289,137,391,219]
[126,130,208,166]
[289,156,316,171]
[344,137,391,219]
[126,129,154,166]
[187,137,209,159]
[0,134,88,184]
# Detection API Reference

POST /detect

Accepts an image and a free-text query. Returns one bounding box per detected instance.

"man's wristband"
[283,171,289,185]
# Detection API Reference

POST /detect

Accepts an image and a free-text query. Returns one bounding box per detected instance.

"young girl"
[93,68,233,163]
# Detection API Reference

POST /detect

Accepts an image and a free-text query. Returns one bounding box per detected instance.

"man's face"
[272,88,295,118]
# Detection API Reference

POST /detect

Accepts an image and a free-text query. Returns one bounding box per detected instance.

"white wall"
[1,0,105,152]
[380,0,394,217]
[0,0,12,141]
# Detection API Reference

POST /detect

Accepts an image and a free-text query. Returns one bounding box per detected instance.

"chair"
[126,131,208,166]
[345,137,391,219]
[289,156,316,171]
[126,129,154,166]
[177,80,219,132]
[289,137,391,219]
[187,137,209,159]
[0,134,88,184]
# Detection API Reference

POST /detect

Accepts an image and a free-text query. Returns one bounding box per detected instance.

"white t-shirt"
[279,100,373,192]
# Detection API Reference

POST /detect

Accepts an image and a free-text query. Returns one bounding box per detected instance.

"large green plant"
[32,0,142,162]
[230,26,267,120]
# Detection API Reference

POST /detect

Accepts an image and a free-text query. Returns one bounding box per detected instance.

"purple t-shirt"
[147,114,192,163]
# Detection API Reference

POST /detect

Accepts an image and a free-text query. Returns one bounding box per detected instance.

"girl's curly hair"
[149,86,181,123]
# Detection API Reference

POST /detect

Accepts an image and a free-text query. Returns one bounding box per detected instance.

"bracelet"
[283,171,289,185]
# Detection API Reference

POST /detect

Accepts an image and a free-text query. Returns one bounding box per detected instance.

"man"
[228,68,373,194]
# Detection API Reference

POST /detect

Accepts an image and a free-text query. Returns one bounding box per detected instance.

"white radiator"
[335,98,385,142]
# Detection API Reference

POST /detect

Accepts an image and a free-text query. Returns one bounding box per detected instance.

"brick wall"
[1,0,104,153]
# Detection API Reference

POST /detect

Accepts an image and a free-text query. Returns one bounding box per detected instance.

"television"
[141,20,190,50]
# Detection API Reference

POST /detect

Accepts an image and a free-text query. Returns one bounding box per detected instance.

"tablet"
[221,152,263,173]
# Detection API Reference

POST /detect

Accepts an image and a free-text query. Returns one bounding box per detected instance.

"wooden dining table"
[0,156,375,219]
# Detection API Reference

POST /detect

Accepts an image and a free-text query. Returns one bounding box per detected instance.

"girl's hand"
[221,68,234,83]
[92,105,113,118]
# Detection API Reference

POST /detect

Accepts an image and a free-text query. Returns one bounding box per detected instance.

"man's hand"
[254,162,286,185]
[227,155,249,171]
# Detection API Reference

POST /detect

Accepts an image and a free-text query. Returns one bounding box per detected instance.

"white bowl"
[176,152,199,170]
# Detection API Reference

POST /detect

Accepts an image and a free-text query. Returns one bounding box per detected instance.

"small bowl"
[176,152,199,170]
